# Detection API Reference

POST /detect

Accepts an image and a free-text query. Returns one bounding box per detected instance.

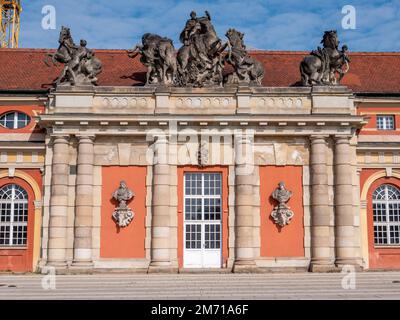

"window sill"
[0,246,27,250]
[374,245,400,249]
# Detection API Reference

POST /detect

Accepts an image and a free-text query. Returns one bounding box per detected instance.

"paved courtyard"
[0,271,399,300]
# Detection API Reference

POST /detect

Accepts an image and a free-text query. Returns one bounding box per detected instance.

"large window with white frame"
[372,184,400,245]
[0,184,29,247]
[376,115,395,130]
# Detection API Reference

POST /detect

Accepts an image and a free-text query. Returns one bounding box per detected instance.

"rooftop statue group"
[127,11,264,87]
[47,13,351,88]
[300,30,350,86]
[45,26,102,86]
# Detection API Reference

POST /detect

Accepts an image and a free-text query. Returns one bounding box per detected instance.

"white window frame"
[0,184,29,247]
[183,172,222,268]
[372,184,400,246]
[376,115,395,131]
[0,111,31,129]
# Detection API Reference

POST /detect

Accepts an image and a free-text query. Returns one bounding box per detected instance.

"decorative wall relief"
[197,140,209,167]
[112,180,135,227]
[270,182,294,227]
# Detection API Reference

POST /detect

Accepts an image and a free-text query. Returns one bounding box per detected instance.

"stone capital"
[75,134,96,143]
[51,134,70,144]
[333,135,352,144]
[309,135,329,144]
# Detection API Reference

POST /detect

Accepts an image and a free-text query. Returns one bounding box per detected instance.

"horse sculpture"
[128,33,177,85]
[129,11,266,89]
[300,30,350,86]
[44,26,102,86]
[176,11,227,87]
[224,28,264,85]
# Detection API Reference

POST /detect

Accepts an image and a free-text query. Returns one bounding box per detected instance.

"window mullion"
[13,112,18,129]
[386,198,391,244]
[9,186,15,246]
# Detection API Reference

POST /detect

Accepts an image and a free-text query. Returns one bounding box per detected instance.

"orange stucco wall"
[100,166,147,259]
[0,171,41,272]
[360,169,400,269]
[177,166,229,268]
[259,166,305,257]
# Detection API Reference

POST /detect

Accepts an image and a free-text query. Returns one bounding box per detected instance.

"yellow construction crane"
[0,0,22,48]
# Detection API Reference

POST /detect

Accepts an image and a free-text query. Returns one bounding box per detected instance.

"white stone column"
[148,136,177,272]
[310,136,335,271]
[233,134,259,272]
[47,135,70,269]
[334,135,361,268]
[72,135,95,267]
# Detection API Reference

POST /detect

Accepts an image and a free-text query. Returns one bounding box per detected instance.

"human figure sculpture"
[300,30,350,86]
[127,33,177,85]
[176,10,227,87]
[224,28,264,85]
[44,26,102,86]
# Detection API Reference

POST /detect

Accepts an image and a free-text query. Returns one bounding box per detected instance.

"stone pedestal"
[47,135,70,269]
[334,136,361,269]
[309,136,336,272]
[71,135,95,268]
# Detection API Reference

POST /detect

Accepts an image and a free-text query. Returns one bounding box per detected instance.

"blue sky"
[19,0,400,51]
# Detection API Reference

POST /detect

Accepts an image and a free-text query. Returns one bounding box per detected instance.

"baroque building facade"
[1,20,400,273]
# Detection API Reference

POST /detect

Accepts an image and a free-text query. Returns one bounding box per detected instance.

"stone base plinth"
[233,261,261,273]
[335,259,363,272]
[309,263,340,273]
[68,261,94,274]
[147,266,179,274]
[257,267,308,273]
[43,261,68,274]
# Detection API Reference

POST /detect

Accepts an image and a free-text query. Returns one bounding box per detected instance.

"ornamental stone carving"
[300,30,350,86]
[112,180,135,227]
[176,10,227,87]
[270,181,294,227]
[128,33,177,86]
[45,26,102,86]
[130,11,264,88]
[225,28,264,85]
[197,140,209,167]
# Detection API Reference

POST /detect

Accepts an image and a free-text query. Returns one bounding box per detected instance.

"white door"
[183,172,222,268]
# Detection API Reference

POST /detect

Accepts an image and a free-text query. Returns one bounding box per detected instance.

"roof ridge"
[1,48,400,56]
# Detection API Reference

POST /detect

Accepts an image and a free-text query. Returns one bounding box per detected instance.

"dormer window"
[0,111,31,129]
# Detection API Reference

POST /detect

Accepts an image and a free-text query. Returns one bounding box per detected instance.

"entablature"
[46,85,356,116]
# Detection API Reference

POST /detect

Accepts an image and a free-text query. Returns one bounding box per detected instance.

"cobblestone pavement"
[0,271,400,300]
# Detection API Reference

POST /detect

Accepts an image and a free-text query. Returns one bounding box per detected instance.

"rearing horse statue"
[44,26,102,86]
[176,11,227,87]
[300,30,350,86]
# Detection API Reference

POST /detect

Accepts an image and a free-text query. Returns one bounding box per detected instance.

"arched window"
[0,184,28,246]
[372,184,400,245]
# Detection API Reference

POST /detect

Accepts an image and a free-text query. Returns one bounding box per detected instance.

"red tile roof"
[1,48,400,93]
